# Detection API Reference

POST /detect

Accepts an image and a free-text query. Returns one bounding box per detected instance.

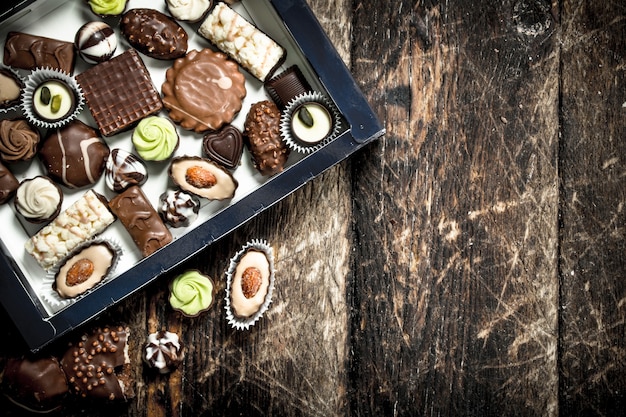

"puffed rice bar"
[25,190,115,271]
[198,2,285,82]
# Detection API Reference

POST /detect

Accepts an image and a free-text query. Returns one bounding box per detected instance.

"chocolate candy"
[76,49,163,137]
[3,31,76,74]
[0,161,18,204]
[109,185,172,257]
[229,249,271,319]
[31,79,77,124]
[143,330,185,374]
[290,102,333,145]
[169,156,238,200]
[166,0,213,23]
[54,241,118,298]
[202,124,243,169]
[162,48,246,133]
[0,118,40,163]
[265,65,312,110]
[121,8,188,60]
[244,100,290,175]
[25,190,115,270]
[75,21,117,64]
[87,0,127,17]
[14,176,63,224]
[0,67,24,110]
[39,120,110,189]
[61,325,132,400]
[198,3,285,82]
[105,148,148,192]
[159,189,200,228]
[2,356,68,413]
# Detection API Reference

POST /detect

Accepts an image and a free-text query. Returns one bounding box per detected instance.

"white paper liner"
[224,239,276,330]
[21,67,84,129]
[280,91,342,155]
[0,64,26,114]
[39,238,122,312]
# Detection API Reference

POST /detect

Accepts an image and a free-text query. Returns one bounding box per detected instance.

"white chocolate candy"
[291,103,332,145]
[25,190,115,270]
[166,0,212,22]
[198,2,285,82]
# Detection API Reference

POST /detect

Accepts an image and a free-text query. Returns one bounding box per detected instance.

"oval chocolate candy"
[120,8,188,60]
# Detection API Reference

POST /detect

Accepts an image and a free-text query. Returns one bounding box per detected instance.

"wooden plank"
[559,1,626,415]
[348,0,560,415]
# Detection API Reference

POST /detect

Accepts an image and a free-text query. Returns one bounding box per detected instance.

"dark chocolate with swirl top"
[4,32,76,74]
[109,185,172,257]
[243,100,290,175]
[0,118,40,163]
[60,325,132,400]
[120,8,188,60]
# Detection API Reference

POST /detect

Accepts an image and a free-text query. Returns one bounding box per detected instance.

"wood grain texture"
[2,1,626,416]
[559,1,626,415]
[348,0,559,415]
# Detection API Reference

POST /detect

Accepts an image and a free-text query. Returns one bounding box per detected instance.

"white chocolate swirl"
[166,0,212,22]
[16,177,61,220]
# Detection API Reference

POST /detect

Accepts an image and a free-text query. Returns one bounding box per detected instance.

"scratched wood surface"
[1,0,626,416]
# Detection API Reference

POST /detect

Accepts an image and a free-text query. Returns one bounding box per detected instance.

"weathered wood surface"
[1,0,626,416]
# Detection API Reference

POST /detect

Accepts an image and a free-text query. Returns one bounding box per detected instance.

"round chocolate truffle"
[75,21,117,64]
[39,119,110,189]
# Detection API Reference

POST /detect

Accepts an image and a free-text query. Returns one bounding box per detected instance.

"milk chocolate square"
[76,49,163,137]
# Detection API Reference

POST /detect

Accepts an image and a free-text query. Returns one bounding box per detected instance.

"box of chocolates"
[0,0,384,351]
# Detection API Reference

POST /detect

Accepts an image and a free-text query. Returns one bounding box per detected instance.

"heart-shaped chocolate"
[202,125,243,169]
[105,148,148,192]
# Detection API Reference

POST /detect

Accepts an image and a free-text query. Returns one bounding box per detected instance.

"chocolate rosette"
[21,68,84,129]
[224,239,276,330]
[279,91,341,155]
[168,269,215,317]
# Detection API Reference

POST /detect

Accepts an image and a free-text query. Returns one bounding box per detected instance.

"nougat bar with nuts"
[25,190,115,270]
[198,2,285,82]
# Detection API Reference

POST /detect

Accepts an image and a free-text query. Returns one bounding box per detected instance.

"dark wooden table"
[2,0,626,415]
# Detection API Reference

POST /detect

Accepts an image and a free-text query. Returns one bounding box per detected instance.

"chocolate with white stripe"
[39,119,110,189]
[74,21,117,65]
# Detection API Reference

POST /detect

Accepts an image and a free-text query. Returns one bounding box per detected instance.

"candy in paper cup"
[225,239,276,330]
[0,64,25,114]
[21,68,84,129]
[279,91,341,154]
[40,238,122,312]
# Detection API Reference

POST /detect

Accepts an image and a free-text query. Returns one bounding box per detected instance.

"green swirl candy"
[132,116,179,161]
[169,270,214,316]
[88,0,127,16]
